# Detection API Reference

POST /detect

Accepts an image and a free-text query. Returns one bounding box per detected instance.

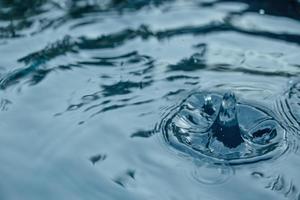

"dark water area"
[0,0,300,199]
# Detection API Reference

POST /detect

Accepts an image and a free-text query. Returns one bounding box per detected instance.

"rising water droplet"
[211,92,244,148]
[160,90,287,165]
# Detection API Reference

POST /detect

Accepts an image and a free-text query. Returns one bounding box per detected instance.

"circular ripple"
[160,91,287,165]
[286,80,300,125]
[275,79,300,138]
[189,162,234,185]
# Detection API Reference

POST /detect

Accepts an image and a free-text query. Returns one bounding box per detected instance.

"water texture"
[160,90,288,165]
[0,0,300,199]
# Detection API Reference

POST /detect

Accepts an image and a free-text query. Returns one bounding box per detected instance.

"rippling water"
[0,0,300,199]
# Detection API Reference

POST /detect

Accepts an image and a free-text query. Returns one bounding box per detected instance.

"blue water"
[0,0,300,199]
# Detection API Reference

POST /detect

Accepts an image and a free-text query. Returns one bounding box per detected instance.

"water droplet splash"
[211,92,244,149]
[160,91,287,165]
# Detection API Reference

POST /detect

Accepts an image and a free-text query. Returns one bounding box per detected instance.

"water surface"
[0,0,300,199]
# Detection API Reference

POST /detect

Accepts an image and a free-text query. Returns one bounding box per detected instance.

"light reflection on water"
[0,0,300,199]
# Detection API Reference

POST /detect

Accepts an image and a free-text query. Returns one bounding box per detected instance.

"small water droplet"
[259,9,265,15]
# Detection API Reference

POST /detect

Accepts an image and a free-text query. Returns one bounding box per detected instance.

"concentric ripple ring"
[159,90,288,165]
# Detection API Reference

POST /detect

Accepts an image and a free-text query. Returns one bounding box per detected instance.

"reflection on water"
[0,0,300,199]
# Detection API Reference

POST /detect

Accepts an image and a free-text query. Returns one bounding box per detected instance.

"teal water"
[0,0,300,199]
